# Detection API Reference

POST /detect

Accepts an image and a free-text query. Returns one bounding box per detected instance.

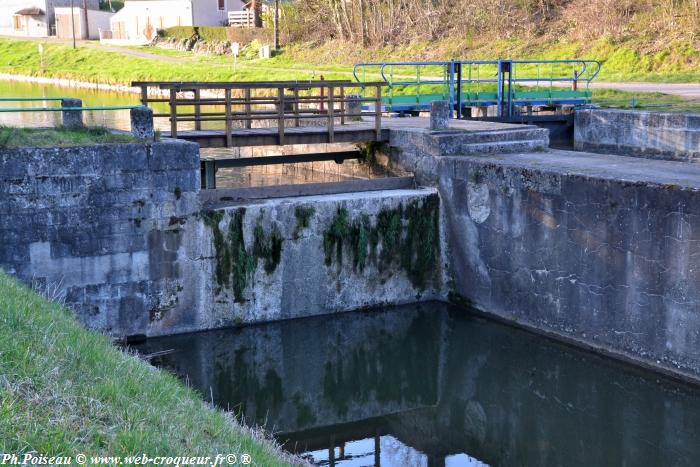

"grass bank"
[0,37,697,112]
[279,36,700,83]
[0,126,137,148]
[0,271,294,464]
[0,38,350,85]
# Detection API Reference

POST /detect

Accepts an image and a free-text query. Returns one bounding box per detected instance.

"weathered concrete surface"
[384,125,549,185]
[0,136,446,337]
[438,149,700,380]
[575,109,700,161]
[0,141,200,335]
[165,189,445,336]
[0,139,444,337]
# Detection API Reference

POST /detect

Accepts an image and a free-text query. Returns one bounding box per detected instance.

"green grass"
[592,89,700,113]
[0,272,295,464]
[0,38,352,85]
[0,126,137,148]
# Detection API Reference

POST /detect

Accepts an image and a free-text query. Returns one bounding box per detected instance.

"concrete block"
[61,98,83,129]
[430,100,450,131]
[131,106,155,141]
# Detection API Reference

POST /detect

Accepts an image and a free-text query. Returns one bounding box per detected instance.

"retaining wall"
[0,141,443,337]
[575,109,700,161]
[437,150,700,381]
[0,141,201,335]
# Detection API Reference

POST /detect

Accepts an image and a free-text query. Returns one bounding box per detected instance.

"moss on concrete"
[253,215,283,275]
[202,209,284,302]
[322,194,441,290]
[293,205,315,238]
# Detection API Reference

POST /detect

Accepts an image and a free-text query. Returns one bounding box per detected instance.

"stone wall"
[575,109,700,161]
[0,141,201,336]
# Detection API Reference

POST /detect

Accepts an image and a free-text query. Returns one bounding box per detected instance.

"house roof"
[15,7,45,16]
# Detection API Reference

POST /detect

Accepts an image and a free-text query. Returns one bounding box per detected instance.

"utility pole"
[82,0,89,40]
[70,0,76,48]
[273,0,279,50]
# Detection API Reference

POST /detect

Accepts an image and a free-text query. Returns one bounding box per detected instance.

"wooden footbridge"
[134,80,385,148]
[132,61,599,189]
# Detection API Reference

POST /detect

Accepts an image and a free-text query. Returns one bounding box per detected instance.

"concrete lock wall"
[436,152,700,380]
[575,109,700,161]
[0,141,444,337]
[160,188,445,336]
[0,141,201,336]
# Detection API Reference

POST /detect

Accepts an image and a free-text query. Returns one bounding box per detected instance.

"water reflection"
[133,303,700,467]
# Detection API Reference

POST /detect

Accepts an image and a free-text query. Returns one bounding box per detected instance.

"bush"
[159,26,230,43]
[159,26,274,45]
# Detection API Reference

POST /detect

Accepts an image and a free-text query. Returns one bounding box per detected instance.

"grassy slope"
[0,272,294,464]
[0,38,351,85]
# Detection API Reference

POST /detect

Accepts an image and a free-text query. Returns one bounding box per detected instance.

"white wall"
[192,0,244,26]
[55,7,114,39]
[87,9,114,39]
[0,1,50,37]
[108,0,194,43]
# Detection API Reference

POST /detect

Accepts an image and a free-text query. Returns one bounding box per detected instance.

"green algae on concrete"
[201,208,284,302]
[322,194,441,290]
[293,205,315,238]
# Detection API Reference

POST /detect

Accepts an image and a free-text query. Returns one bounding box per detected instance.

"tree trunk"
[253,0,263,28]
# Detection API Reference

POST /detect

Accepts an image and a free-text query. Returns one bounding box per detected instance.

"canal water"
[132,303,700,467]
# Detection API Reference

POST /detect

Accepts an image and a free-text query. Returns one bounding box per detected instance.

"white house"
[105,0,245,44]
[54,7,114,40]
[0,0,99,37]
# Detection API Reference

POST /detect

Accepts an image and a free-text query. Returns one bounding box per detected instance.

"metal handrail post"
[194,89,202,131]
[448,61,455,118]
[374,85,382,141]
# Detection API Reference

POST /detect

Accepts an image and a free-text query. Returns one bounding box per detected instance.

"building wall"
[56,7,114,39]
[193,0,243,26]
[0,1,50,37]
[109,0,194,42]
[0,0,99,37]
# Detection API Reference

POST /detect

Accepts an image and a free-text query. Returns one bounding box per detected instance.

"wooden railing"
[132,80,383,146]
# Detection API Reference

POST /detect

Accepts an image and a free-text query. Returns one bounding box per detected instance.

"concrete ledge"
[575,109,700,161]
[201,177,415,204]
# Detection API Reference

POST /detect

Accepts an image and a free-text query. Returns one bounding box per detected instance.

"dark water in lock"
[132,303,700,467]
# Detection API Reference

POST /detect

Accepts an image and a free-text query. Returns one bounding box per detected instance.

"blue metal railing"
[353,59,602,118]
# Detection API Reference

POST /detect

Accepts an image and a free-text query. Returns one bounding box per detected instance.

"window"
[12,15,23,31]
[218,0,225,10]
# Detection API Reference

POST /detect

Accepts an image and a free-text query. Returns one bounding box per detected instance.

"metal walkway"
[353,59,602,119]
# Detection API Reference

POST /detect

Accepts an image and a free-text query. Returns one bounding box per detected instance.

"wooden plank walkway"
[164,117,520,148]
[166,123,389,148]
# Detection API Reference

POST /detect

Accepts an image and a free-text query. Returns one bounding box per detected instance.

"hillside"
[279,0,700,82]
